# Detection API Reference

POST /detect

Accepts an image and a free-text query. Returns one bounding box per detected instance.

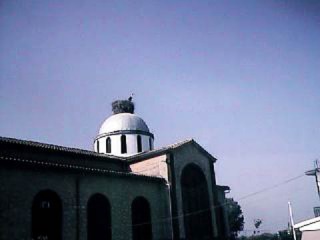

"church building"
[0,99,230,240]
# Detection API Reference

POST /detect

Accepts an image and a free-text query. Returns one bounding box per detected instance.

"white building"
[294,216,320,240]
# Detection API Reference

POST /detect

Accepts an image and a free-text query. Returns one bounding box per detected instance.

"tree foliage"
[254,219,262,229]
[278,230,295,240]
[238,230,295,240]
[226,198,245,239]
[239,233,278,240]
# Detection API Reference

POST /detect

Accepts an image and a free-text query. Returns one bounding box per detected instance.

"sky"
[1,0,320,234]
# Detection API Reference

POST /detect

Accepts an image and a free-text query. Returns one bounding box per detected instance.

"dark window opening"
[121,135,127,154]
[132,197,152,240]
[149,138,152,150]
[106,137,111,153]
[97,140,100,153]
[181,164,213,240]
[32,190,62,240]
[137,135,142,153]
[87,193,111,240]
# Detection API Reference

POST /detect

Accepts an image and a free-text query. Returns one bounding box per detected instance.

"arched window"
[87,193,111,240]
[149,138,152,150]
[132,197,152,240]
[121,135,127,154]
[137,135,142,153]
[181,164,213,240]
[32,190,62,240]
[97,140,100,153]
[106,137,111,153]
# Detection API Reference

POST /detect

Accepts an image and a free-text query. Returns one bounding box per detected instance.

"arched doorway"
[181,164,213,240]
[131,196,152,240]
[32,190,62,240]
[87,193,111,240]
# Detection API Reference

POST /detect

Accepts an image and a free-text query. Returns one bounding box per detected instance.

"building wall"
[0,163,172,240]
[130,154,168,181]
[301,231,320,240]
[94,134,154,156]
[217,188,230,238]
[171,145,219,240]
[130,145,229,240]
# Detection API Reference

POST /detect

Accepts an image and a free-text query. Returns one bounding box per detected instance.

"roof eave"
[127,139,217,163]
[0,155,165,182]
[0,136,125,162]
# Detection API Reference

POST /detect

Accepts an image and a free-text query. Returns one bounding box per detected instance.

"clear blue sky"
[1,0,320,233]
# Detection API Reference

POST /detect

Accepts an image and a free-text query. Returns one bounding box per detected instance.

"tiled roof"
[0,155,164,182]
[0,136,124,161]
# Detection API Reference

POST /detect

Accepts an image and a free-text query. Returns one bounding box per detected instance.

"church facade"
[0,99,230,240]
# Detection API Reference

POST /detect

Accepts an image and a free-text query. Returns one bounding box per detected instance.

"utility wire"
[113,172,306,228]
[237,174,305,202]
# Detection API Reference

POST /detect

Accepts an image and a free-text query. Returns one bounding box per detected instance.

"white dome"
[98,113,150,135]
[94,100,154,156]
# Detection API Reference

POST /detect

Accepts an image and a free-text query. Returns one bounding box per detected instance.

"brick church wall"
[0,160,172,240]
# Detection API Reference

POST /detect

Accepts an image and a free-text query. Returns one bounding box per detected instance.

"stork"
[128,93,134,102]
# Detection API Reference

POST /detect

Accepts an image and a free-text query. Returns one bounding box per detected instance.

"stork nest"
[112,100,135,114]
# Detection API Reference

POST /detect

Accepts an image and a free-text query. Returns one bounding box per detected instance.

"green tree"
[278,230,294,240]
[238,230,297,240]
[226,198,245,239]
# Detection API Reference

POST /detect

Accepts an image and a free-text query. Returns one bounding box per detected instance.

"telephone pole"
[305,159,320,201]
[288,201,297,240]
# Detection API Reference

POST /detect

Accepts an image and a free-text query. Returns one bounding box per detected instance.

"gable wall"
[171,145,219,239]
[129,154,168,181]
